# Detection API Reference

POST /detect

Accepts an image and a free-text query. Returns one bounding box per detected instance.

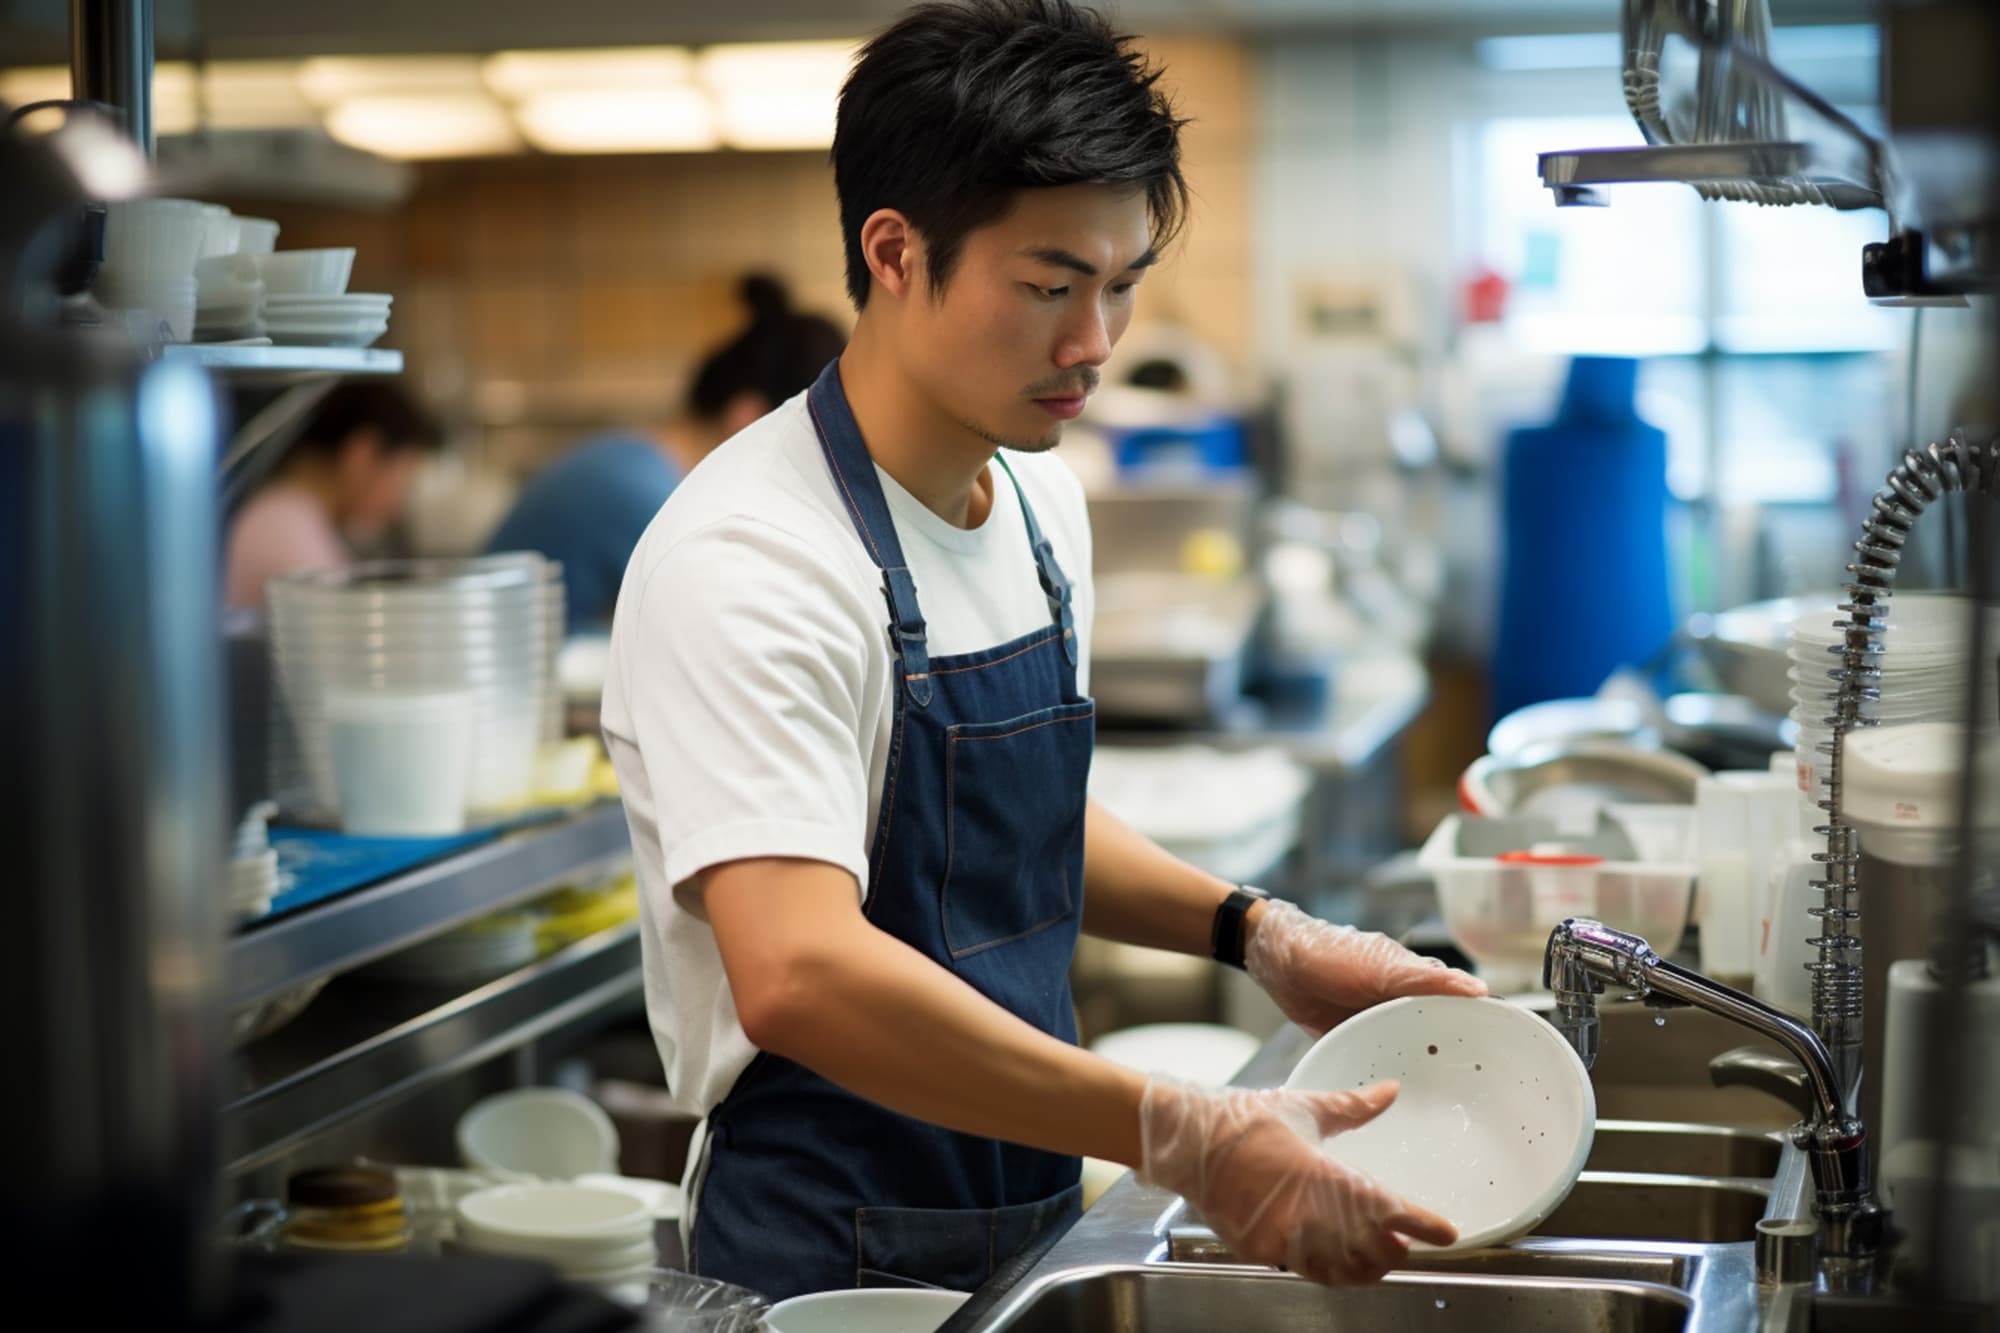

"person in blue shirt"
[486,274,846,631]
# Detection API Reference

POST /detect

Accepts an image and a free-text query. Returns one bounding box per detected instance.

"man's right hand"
[1136,1077,1457,1286]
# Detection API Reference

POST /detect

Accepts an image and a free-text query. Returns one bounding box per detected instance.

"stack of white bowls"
[1789,592,2000,800]
[267,554,563,832]
[257,248,393,347]
[97,197,207,341]
[455,1183,657,1285]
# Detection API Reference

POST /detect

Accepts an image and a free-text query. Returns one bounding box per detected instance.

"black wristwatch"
[1210,885,1271,971]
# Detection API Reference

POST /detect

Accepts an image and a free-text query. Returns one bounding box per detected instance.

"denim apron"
[688,361,1091,1300]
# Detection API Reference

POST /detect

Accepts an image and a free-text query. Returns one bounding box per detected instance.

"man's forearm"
[1078,798,1266,956]
[708,858,1149,1165]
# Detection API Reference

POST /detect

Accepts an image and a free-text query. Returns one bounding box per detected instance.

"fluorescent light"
[697,40,853,151]
[0,65,71,106]
[516,86,717,153]
[200,61,317,128]
[299,56,485,106]
[152,63,198,134]
[696,40,856,95]
[325,93,517,159]
[485,47,694,99]
[714,87,838,150]
[1475,33,1621,72]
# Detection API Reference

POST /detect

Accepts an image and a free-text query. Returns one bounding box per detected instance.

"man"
[602,0,1484,1300]
[224,379,441,609]
[486,274,845,631]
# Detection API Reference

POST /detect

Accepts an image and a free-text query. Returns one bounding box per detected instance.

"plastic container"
[327,688,476,835]
[267,555,563,821]
[1492,356,1674,718]
[1419,813,1696,992]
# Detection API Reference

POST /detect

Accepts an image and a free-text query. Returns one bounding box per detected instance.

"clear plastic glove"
[1137,1076,1456,1285]
[1246,899,1487,1037]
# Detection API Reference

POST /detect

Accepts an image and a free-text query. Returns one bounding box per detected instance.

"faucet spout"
[1542,917,1887,1268]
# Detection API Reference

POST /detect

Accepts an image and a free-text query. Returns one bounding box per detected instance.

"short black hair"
[688,274,847,418]
[294,380,443,457]
[833,0,1189,310]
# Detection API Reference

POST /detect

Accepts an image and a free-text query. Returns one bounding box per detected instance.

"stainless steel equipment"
[1800,435,1997,1100]
[1089,572,1261,724]
[1543,919,1886,1280]
[3,108,227,1323]
[1538,0,1888,212]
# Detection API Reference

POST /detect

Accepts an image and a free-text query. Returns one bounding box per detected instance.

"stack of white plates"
[1788,592,1999,798]
[267,554,563,826]
[262,292,392,347]
[455,1183,658,1284]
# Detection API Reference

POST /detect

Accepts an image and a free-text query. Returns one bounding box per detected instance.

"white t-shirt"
[601,388,1094,1123]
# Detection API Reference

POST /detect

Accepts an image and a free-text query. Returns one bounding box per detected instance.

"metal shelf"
[230,802,631,1009]
[224,922,643,1175]
[161,344,404,383]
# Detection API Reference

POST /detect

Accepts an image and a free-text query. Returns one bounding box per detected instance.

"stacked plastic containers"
[1788,592,1999,803]
[267,554,565,834]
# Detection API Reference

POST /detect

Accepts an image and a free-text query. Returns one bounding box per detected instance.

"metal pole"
[69,0,154,157]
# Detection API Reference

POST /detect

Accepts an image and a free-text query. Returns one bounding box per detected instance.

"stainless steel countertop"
[1097,649,1430,775]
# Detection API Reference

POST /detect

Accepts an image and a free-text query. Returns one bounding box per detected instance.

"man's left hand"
[1244,899,1487,1037]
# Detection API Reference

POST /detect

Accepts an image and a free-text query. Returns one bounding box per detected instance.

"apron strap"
[995,455,1078,667]
[807,361,935,707]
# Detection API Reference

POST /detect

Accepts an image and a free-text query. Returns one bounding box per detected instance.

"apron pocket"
[941,701,1094,960]
[855,1183,1083,1291]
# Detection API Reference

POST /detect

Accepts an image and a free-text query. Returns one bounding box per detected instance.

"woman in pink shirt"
[225,381,443,609]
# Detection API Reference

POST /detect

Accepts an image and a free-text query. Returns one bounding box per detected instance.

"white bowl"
[255,247,356,295]
[196,204,241,258]
[765,1289,970,1333]
[1284,995,1595,1251]
[458,1087,620,1179]
[234,216,281,255]
[101,197,206,281]
[573,1173,685,1223]
[1089,1023,1260,1089]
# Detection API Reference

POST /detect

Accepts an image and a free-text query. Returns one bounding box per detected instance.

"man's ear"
[859,207,921,301]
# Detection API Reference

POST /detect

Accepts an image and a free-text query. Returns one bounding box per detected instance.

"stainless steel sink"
[1535,1173,1771,1244]
[1586,1121,1784,1177]
[978,1266,1693,1333]
[1581,1005,1792,1127]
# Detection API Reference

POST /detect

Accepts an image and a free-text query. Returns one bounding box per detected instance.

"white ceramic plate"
[1283,995,1595,1251]
[456,1182,652,1252]
[765,1289,970,1333]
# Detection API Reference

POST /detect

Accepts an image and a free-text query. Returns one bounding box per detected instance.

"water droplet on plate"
[1435,1298,1449,1310]
[1654,1013,1666,1027]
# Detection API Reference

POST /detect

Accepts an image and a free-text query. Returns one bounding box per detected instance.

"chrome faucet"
[1544,918,1888,1274]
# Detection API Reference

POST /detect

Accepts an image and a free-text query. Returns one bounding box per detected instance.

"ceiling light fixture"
[515,86,718,154]
[325,93,518,159]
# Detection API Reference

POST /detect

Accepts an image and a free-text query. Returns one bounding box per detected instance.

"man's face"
[899,183,1154,453]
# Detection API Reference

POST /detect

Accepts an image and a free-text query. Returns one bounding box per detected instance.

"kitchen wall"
[238,33,1253,475]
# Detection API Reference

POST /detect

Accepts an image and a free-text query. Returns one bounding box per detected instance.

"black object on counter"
[220,1251,639,1333]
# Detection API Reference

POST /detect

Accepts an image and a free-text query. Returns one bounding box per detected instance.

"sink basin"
[1534,1173,1770,1244]
[1587,1121,1784,1177]
[980,1266,1692,1333]
[1573,1006,1792,1127]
